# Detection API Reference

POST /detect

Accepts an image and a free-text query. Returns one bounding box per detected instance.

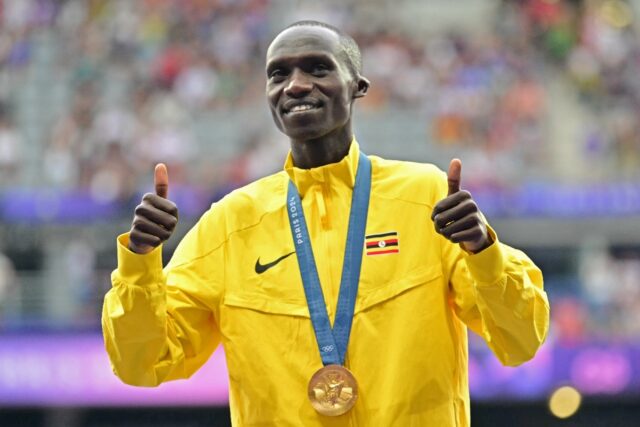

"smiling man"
[265,23,369,169]
[103,21,549,426]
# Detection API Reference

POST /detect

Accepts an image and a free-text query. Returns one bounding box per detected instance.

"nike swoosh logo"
[255,251,295,274]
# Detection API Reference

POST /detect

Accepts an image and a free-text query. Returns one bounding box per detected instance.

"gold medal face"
[308,365,358,416]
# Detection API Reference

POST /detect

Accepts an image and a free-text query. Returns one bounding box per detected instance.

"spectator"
[0,102,22,186]
[0,251,17,327]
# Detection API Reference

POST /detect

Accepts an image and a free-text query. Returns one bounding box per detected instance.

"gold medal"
[308,364,358,416]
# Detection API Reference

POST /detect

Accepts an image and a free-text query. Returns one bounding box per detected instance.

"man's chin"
[280,125,327,141]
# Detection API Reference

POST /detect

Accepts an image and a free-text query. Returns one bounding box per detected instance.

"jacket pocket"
[354,263,443,314]
[222,267,311,318]
[223,291,310,318]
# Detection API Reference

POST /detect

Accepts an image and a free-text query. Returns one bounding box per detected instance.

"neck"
[290,125,353,169]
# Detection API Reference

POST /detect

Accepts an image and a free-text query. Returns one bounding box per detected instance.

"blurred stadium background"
[0,0,639,425]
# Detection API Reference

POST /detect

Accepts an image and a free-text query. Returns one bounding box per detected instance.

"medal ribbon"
[287,152,371,366]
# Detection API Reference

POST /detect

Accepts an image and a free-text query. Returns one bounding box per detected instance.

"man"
[103,21,549,426]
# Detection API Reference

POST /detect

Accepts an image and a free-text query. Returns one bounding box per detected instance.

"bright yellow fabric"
[103,141,549,426]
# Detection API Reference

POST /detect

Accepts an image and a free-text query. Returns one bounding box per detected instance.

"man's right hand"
[128,163,179,254]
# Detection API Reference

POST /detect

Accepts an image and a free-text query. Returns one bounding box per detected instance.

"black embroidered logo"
[255,252,295,274]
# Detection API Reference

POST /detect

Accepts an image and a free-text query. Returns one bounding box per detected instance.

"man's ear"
[353,76,370,99]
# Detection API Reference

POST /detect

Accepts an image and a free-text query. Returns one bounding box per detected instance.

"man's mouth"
[283,101,322,115]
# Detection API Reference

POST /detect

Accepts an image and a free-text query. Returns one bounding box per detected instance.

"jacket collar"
[284,139,360,197]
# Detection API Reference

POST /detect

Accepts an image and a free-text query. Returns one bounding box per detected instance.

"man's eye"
[311,64,329,75]
[269,69,286,79]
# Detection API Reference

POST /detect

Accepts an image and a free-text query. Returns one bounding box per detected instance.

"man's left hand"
[431,159,492,253]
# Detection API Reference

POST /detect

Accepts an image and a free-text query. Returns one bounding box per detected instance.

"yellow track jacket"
[103,141,549,426]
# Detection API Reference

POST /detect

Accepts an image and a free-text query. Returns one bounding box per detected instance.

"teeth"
[289,104,315,113]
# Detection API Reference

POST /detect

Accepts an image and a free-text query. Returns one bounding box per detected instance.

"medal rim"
[308,364,358,417]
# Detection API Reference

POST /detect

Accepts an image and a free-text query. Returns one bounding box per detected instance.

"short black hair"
[283,20,362,77]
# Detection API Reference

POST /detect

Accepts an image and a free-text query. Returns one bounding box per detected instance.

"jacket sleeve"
[102,208,224,386]
[444,228,549,366]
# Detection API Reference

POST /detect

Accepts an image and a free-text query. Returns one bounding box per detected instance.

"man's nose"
[284,69,312,98]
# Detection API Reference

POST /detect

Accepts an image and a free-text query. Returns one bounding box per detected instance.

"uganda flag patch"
[365,231,399,256]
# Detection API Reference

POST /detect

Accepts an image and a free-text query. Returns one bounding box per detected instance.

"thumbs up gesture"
[430,159,491,253]
[128,163,179,254]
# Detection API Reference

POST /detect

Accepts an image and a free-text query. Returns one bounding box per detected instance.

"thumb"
[154,163,169,198]
[447,158,461,196]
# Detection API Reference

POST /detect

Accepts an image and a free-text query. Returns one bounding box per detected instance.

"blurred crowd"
[0,0,639,340]
[509,0,640,179]
[1,0,279,200]
[553,245,640,343]
[354,19,548,186]
[0,0,635,199]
